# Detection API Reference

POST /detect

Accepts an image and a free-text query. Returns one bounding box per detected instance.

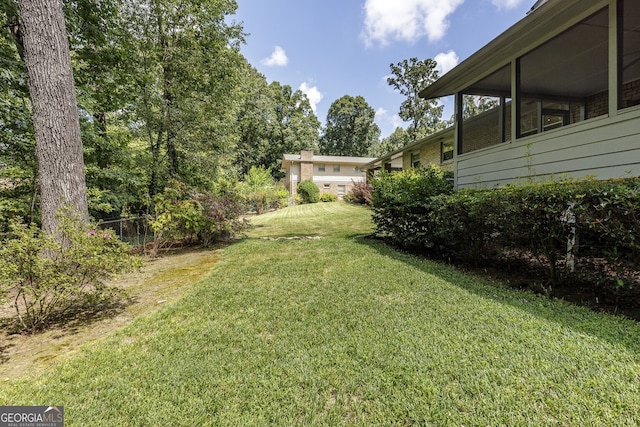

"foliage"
[296,179,320,204]
[462,94,500,119]
[387,57,445,142]
[150,180,248,250]
[0,212,138,333]
[0,10,38,232]
[344,180,374,205]
[319,192,338,202]
[370,127,410,157]
[374,174,640,296]
[4,203,640,425]
[370,166,453,249]
[320,95,380,156]
[234,73,320,180]
[237,166,288,214]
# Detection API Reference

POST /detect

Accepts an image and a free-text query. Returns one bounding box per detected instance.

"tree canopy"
[320,95,380,157]
[387,57,445,142]
[0,0,459,231]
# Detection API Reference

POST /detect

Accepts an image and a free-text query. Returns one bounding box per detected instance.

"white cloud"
[299,82,323,114]
[361,0,465,47]
[434,50,459,75]
[261,46,288,67]
[491,0,524,10]
[375,107,404,135]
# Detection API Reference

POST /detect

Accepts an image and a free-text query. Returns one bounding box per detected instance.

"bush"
[297,179,320,204]
[345,181,373,205]
[238,166,288,214]
[320,193,338,202]
[370,166,454,250]
[0,212,139,333]
[382,175,640,296]
[150,180,248,251]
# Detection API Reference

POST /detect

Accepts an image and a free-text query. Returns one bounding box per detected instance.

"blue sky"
[232,0,535,138]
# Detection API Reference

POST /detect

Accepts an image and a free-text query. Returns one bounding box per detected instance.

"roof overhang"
[363,126,454,170]
[419,0,609,100]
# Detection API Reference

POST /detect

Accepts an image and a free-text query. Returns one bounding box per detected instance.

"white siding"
[313,176,365,183]
[456,107,640,188]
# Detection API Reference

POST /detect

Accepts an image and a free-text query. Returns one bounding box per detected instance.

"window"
[411,153,421,168]
[441,140,454,162]
[337,185,346,195]
[318,164,325,172]
[459,65,511,154]
[620,0,640,110]
[333,164,340,172]
[517,7,608,137]
[323,183,331,190]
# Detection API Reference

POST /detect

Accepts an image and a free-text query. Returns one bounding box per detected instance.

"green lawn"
[2,202,640,425]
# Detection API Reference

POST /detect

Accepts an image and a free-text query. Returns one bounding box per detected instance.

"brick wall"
[622,79,640,107]
[585,79,640,118]
[462,109,501,153]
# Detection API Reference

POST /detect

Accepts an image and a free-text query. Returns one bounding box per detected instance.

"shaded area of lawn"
[1,203,639,425]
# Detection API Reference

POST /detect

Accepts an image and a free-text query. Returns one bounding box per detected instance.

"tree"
[387,57,445,142]
[370,127,410,157]
[123,0,245,195]
[0,5,38,231]
[17,0,89,234]
[462,95,500,119]
[320,95,380,157]
[265,82,320,176]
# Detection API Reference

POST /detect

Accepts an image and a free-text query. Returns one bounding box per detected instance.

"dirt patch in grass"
[0,246,223,381]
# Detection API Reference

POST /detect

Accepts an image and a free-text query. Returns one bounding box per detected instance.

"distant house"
[369,0,640,189]
[364,127,454,174]
[281,151,376,198]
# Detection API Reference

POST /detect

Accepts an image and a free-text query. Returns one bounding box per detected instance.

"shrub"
[297,179,320,204]
[320,193,338,202]
[345,181,373,205]
[370,166,454,250]
[0,212,139,333]
[371,172,640,303]
[150,180,248,251]
[238,166,287,214]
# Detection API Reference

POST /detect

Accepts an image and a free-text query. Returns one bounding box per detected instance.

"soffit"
[419,0,608,99]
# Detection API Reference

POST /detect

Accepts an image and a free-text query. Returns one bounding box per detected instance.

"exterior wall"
[402,139,454,172]
[622,79,640,107]
[312,163,367,199]
[455,107,640,188]
[282,152,372,199]
[402,141,442,169]
[284,163,301,195]
[462,112,501,153]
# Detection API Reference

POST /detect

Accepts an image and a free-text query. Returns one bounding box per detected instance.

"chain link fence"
[98,216,153,247]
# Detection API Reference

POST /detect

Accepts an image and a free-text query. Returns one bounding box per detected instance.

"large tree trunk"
[18,0,89,234]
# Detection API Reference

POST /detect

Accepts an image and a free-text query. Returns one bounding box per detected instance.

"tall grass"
[1,203,639,425]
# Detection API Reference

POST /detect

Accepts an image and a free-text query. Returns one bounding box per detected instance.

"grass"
[2,202,640,425]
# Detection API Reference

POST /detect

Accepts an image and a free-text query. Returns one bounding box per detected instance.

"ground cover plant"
[1,203,639,425]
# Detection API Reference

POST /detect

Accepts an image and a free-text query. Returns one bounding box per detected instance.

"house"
[371,0,640,189]
[281,150,376,198]
[364,127,454,174]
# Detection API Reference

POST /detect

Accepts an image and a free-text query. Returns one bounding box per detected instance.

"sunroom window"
[620,0,640,110]
[517,7,608,138]
[459,64,511,155]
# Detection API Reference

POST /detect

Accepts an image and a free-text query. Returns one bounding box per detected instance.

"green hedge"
[372,174,640,297]
[371,166,453,250]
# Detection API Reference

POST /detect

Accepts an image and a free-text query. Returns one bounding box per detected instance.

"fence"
[98,216,153,246]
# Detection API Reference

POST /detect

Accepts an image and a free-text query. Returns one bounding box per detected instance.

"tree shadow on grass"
[354,236,640,356]
[0,289,134,336]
